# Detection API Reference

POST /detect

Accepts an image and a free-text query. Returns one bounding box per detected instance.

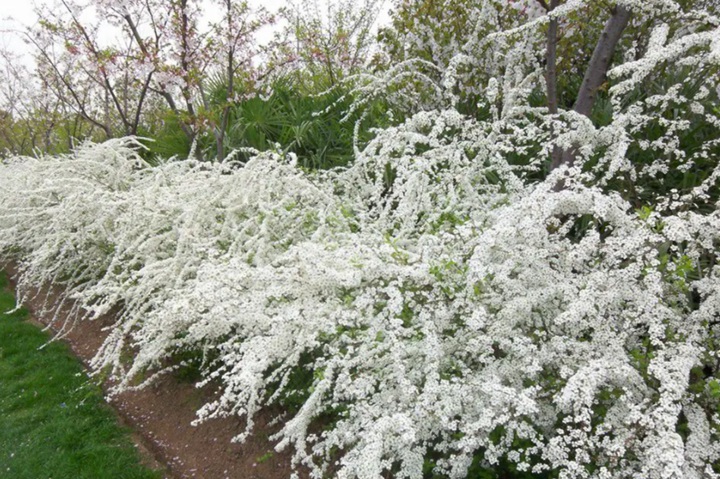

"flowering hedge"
[2,1,720,478]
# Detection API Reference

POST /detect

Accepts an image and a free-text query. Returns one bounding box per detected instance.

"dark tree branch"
[28,36,111,137]
[546,0,561,166]
[178,0,198,123]
[573,5,631,118]
[148,85,194,140]
[545,0,560,115]
[551,4,632,171]
[132,72,153,136]
[123,12,196,144]
[61,0,131,133]
[215,0,233,162]
[123,14,150,57]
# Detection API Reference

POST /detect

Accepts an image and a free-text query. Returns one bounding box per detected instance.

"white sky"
[0,0,391,66]
[0,0,281,62]
[0,0,39,58]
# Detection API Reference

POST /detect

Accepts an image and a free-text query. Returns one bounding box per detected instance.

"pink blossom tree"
[22,0,272,159]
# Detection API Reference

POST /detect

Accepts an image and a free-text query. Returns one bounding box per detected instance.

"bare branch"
[60,0,131,133]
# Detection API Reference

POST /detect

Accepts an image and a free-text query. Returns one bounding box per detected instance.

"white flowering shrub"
[0,139,147,329]
[2,1,720,479]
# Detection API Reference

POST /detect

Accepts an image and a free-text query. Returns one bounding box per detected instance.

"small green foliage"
[708,379,720,399]
[674,255,695,280]
[637,205,654,221]
[398,303,414,327]
[430,212,466,232]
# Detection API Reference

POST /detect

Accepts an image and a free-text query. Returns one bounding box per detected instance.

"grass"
[0,271,162,479]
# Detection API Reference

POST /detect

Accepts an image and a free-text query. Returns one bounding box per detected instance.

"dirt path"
[2,263,302,479]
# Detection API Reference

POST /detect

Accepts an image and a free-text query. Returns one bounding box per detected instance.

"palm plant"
[203,76,391,169]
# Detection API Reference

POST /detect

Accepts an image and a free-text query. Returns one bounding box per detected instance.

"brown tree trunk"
[550,5,632,171]
[216,0,234,162]
[545,0,562,166]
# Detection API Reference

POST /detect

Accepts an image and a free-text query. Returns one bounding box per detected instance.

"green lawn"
[0,272,162,479]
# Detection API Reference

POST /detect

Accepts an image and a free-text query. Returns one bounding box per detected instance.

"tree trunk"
[545,0,561,166]
[550,5,632,171]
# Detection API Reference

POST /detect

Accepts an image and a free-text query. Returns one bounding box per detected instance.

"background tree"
[18,0,272,160]
[266,0,384,89]
[0,45,81,156]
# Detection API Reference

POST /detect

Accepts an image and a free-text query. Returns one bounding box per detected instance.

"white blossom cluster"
[2,2,720,479]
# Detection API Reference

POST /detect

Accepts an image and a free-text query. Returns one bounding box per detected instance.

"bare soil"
[2,263,303,479]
